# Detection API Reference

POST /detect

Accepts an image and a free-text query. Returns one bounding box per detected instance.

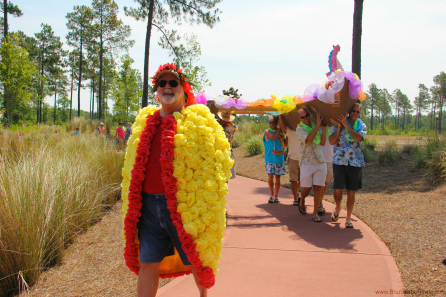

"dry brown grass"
[18,137,445,296]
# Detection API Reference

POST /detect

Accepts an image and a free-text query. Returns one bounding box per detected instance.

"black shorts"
[333,164,362,191]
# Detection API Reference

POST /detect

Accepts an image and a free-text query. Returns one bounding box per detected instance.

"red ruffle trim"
[160,115,215,289]
[123,112,160,274]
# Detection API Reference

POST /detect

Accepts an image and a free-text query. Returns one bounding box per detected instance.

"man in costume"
[279,115,301,206]
[121,63,233,297]
[296,107,328,222]
[263,115,287,203]
[217,110,237,179]
[329,103,366,228]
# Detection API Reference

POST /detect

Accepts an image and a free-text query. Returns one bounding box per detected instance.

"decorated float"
[198,45,366,129]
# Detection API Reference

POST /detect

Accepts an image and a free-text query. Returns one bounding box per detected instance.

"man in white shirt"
[279,115,301,206]
[295,107,328,222]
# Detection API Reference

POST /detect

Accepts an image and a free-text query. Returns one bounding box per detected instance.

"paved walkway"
[158,176,403,297]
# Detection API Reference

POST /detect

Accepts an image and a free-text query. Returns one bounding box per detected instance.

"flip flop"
[268,197,274,203]
[318,205,326,215]
[274,197,280,203]
[298,203,307,214]
[313,217,322,222]
[331,211,339,222]
[293,198,300,206]
[345,222,353,228]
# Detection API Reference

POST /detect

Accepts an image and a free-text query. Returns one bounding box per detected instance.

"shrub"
[363,137,378,151]
[427,150,446,183]
[378,143,402,166]
[362,146,376,163]
[401,144,418,154]
[245,135,264,156]
[411,146,428,169]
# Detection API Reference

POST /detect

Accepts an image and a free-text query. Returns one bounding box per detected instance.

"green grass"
[245,135,264,156]
[378,140,402,165]
[0,129,124,296]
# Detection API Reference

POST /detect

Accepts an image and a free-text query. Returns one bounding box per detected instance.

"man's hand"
[338,112,348,127]
[316,112,323,127]
[330,118,341,127]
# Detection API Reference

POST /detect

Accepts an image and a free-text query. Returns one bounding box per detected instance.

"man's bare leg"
[346,189,356,225]
[312,185,323,221]
[333,189,343,218]
[320,181,328,209]
[267,174,274,197]
[291,180,300,201]
[300,187,311,212]
[137,262,161,297]
[191,266,208,297]
[274,175,281,198]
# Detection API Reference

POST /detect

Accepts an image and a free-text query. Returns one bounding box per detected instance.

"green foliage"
[378,140,402,165]
[245,135,264,156]
[363,137,377,151]
[0,129,124,296]
[110,54,142,121]
[124,0,222,107]
[0,35,37,128]
[223,87,242,98]
[91,0,134,119]
[160,33,211,93]
[362,146,376,163]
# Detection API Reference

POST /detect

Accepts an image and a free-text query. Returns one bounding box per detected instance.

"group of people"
[114,121,132,151]
[95,122,133,151]
[263,103,366,228]
[120,61,366,296]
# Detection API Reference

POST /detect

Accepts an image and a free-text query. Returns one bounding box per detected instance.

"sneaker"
[268,197,274,203]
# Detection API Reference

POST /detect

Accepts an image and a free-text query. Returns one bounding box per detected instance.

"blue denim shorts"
[137,192,191,265]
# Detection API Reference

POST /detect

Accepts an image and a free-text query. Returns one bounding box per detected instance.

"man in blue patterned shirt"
[329,103,367,228]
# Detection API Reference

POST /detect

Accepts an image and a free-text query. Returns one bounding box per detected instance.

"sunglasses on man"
[269,121,276,124]
[351,110,360,114]
[300,113,310,119]
[158,79,180,88]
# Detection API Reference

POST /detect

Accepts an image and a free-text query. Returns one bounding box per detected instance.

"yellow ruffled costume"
[122,104,233,288]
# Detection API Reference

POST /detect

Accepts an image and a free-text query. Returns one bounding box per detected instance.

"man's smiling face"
[156,73,184,106]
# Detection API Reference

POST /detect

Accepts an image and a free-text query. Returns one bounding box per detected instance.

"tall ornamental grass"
[0,130,124,296]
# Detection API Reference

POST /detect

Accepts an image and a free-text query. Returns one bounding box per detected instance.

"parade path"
[158,176,404,297]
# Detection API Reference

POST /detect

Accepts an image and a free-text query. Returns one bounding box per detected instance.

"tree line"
[361,72,446,133]
[0,0,221,128]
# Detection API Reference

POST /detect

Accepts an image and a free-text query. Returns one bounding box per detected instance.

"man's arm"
[329,119,341,145]
[265,129,280,141]
[320,126,327,146]
[305,112,323,143]
[339,113,363,142]
[278,115,287,134]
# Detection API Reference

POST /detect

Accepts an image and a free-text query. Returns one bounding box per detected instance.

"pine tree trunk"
[92,77,95,119]
[352,0,364,78]
[141,0,155,108]
[70,68,74,121]
[78,35,83,117]
[3,0,7,40]
[54,88,57,124]
[89,87,92,119]
[98,5,104,119]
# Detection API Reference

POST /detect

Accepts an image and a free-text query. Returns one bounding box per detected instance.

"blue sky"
[11,0,446,112]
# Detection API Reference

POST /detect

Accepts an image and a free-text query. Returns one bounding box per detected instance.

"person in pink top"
[115,121,125,151]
